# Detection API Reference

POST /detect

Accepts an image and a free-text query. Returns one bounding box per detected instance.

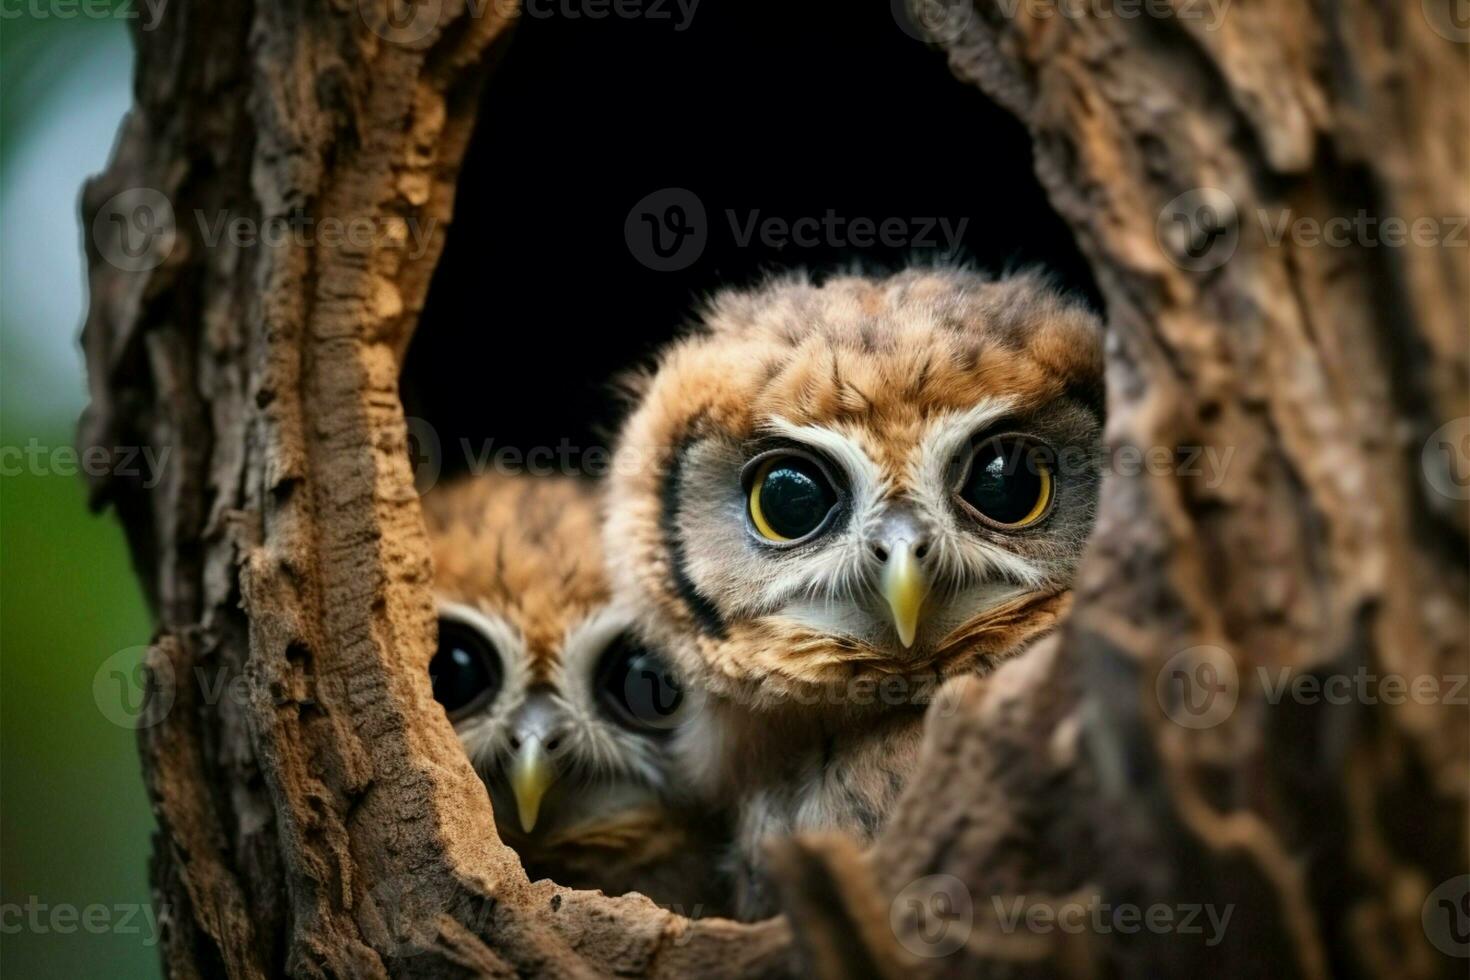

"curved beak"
[881,541,928,649]
[509,737,555,834]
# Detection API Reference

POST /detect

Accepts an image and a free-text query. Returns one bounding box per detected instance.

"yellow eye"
[748,455,838,542]
[957,436,1055,528]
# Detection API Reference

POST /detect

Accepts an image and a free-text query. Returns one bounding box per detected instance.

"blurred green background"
[1,7,160,977]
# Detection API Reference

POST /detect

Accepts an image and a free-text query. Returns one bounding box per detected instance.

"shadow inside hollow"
[404,0,1098,478]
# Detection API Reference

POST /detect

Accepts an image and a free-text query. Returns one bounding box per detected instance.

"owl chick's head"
[422,474,693,875]
[606,268,1104,709]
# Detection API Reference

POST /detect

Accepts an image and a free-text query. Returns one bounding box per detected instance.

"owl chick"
[423,472,727,912]
[605,267,1104,917]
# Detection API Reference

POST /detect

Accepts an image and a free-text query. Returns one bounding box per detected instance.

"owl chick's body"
[606,268,1104,917]
[423,473,727,912]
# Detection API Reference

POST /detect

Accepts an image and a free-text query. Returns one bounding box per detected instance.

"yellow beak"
[881,543,927,649]
[509,738,555,834]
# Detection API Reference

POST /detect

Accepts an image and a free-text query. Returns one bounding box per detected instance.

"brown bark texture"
[79,0,1467,978]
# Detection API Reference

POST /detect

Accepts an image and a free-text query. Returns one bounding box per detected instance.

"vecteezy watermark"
[1422,417,1470,502]
[0,440,171,487]
[399,421,663,496]
[726,210,970,255]
[356,876,501,959]
[1057,442,1235,489]
[624,188,708,272]
[748,673,965,717]
[93,188,178,273]
[511,0,699,30]
[406,417,443,495]
[890,874,974,958]
[1256,210,1469,251]
[357,0,698,46]
[360,879,443,959]
[893,0,973,43]
[1156,188,1240,272]
[1157,644,1470,730]
[890,878,1235,958]
[93,189,439,271]
[1422,0,1470,43]
[895,0,1231,44]
[0,897,163,947]
[92,646,175,730]
[619,652,687,733]
[993,0,1230,29]
[1256,667,1469,709]
[356,0,445,45]
[999,0,1228,27]
[357,877,433,959]
[0,0,169,30]
[662,903,706,944]
[93,647,284,732]
[1156,645,1240,730]
[1422,874,1470,959]
[193,211,438,260]
[1158,187,1470,272]
[990,894,1234,946]
[624,187,970,272]
[401,417,1239,496]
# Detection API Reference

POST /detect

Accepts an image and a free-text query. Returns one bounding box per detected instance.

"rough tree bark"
[80,1,1466,978]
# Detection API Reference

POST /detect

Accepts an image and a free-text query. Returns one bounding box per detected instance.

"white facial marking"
[435,599,665,789]
[908,399,1050,592]
[435,599,531,767]
[750,402,1051,652]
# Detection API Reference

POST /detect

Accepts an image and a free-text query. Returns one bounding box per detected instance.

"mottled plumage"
[423,473,727,913]
[606,267,1104,917]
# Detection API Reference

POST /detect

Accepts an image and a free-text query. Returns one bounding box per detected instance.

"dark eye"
[430,618,502,719]
[747,454,838,542]
[596,635,685,734]
[957,435,1055,528]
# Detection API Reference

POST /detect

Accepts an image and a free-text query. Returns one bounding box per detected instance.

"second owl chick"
[606,267,1104,917]
[423,473,727,912]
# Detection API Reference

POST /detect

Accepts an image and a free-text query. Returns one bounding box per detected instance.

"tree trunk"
[81,1,1466,978]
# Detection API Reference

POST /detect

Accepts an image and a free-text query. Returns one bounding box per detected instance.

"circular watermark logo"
[1423,0,1470,43]
[405,416,442,496]
[624,187,707,272]
[1156,645,1239,730]
[893,0,973,43]
[1422,874,1470,958]
[93,645,175,730]
[358,877,434,959]
[359,0,444,46]
[890,873,973,958]
[1422,417,1470,502]
[619,653,686,732]
[93,188,177,273]
[1157,187,1239,272]
[358,877,494,959]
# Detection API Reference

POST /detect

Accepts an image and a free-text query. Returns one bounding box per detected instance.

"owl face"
[422,475,692,870]
[606,269,1104,706]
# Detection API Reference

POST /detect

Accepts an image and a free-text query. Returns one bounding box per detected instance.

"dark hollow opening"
[403,1,1099,479]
